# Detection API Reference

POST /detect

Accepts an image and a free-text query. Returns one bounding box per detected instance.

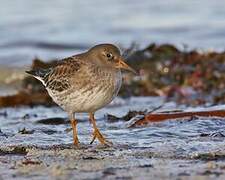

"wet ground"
[1,97,225,179]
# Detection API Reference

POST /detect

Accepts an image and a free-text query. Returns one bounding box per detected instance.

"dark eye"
[106,53,113,59]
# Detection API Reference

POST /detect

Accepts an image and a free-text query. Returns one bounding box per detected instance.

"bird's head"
[87,44,137,74]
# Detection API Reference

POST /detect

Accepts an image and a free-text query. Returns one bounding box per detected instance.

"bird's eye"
[106,53,113,59]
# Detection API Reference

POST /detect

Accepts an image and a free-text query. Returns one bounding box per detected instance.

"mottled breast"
[112,70,122,99]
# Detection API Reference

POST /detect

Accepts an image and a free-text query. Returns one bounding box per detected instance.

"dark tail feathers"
[25,70,38,76]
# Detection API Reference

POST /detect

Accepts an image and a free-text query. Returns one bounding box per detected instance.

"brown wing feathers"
[26,58,82,92]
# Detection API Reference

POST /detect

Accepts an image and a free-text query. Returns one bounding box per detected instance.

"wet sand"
[1,144,225,179]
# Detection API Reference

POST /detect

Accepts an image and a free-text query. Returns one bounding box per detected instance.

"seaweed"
[124,43,225,105]
[129,110,225,128]
[0,43,225,107]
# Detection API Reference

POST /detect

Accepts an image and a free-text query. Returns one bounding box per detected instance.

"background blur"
[1,0,225,66]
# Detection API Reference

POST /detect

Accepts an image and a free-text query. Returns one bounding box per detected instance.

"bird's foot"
[90,128,113,146]
[73,135,80,147]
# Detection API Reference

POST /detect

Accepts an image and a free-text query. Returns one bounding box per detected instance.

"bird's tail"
[26,68,51,78]
[26,68,51,86]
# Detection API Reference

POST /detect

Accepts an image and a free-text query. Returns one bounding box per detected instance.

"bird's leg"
[70,113,79,146]
[89,113,112,146]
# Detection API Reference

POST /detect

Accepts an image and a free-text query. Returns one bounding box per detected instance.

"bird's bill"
[116,58,137,74]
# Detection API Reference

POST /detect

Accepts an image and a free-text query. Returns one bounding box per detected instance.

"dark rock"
[18,127,34,134]
[139,164,153,168]
[36,118,69,125]
[103,167,116,176]
[0,146,27,155]
[199,170,222,176]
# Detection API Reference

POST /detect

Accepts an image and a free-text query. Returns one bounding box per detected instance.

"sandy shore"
[0,143,225,180]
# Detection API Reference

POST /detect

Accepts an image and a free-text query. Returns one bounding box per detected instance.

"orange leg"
[70,114,79,146]
[89,113,112,146]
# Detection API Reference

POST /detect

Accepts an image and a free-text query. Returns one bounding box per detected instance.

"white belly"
[69,86,113,112]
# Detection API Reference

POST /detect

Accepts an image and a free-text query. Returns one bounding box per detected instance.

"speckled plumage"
[26,44,135,146]
[29,55,122,113]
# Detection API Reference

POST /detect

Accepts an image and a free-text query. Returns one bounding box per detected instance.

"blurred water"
[0,97,225,158]
[1,0,225,66]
